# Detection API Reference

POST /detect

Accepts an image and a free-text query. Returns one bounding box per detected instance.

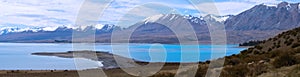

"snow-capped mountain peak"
[140,14,233,27]
[0,24,121,35]
[143,14,205,24]
[143,14,164,24]
[204,14,231,22]
[0,27,44,35]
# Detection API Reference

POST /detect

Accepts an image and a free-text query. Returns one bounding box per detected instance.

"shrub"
[269,50,280,58]
[253,50,260,54]
[195,65,208,77]
[226,58,241,65]
[272,53,297,68]
[285,39,294,46]
[221,64,249,77]
[151,72,175,77]
[292,43,300,48]
[276,45,281,48]
[64,70,68,72]
[273,42,277,46]
[268,48,272,52]
[295,48,300,53]
[277,40,281,44]
[177,65,208,77]
[255,45,263,50]
[273,38,278,41]
[249,64,268,76]
[240,50,250,54]
[239,40,263,46]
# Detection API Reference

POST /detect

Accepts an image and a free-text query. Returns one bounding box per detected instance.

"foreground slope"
[219,27,300,77]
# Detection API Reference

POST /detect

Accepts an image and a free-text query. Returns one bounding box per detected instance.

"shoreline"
[31,50,202,70]
[32,50,140,69]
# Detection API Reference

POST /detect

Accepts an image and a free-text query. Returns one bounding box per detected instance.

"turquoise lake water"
[0,43,246,70]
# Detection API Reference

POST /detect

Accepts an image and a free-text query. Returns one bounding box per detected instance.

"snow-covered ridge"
[143,14,164,24]
[143,14,230,24]
[205,14,231,22]
[0,27,43,35]
[263,3,277,7]
[0,24,117,35]
[0,14,231,35]
[263,2,300,11]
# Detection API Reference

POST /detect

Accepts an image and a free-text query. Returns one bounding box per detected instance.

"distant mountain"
[120,2,300,43]
[1,2,300,44]
[222,2,300,43]
[0,27,43,35]
[113,14,229,43]
[225,2,300,30]
[0,24,121,42]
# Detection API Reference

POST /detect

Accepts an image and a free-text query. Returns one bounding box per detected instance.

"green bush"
[272,53,297,68]
[177,65,208,77]
[253,50,260,54]
[195,65,208,77]
[221,64,249,77]
[295,48,300,53]
[285,39,294,46]
[226,58,241,65]
[151,72,175,77]
[292,43,300,48]
[268,48,272,52]
[276,45,281,48]
[255,45,263,50]
[269,50,280,58]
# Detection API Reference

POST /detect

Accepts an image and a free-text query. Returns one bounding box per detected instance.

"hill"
[149,23,300,77]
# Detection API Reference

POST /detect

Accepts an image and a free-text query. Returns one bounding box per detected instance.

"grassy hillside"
[153,27,300,77]
[220,27,300,77]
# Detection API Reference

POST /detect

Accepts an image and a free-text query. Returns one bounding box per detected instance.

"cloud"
[98,0,142,26]
[115,3,177,27]
[8,14,45,18]
[0,0,297,28]
[245,0,280,4]
[0,0,84,27]
[194,2,256,15]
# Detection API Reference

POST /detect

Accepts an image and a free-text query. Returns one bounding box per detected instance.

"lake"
[0,43,246,70]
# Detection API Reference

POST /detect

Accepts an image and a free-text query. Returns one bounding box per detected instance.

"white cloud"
[0,0,295,28]
[245,0,280,4]
[195,2,256,15]
[0,0,84,27]
[115,3,177,27]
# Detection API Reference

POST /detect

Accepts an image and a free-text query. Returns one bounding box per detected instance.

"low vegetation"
[150,27,300,77]
[239,40,264,46]
[272,52,298,68]
[151,72,175,77]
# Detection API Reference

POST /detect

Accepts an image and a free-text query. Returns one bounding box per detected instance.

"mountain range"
[1,2,300,44]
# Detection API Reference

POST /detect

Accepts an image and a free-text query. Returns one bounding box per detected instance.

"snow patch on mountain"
[264,4,277,7]
[95,24,105,29]
[42,27,59,31]
[0,27,43,35]
[206,14,230,22]
[0,24,118,35]
[142,14,230,26]
[143,14,164,24]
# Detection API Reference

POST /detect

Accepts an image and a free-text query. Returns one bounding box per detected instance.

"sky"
[0,0,298,28]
